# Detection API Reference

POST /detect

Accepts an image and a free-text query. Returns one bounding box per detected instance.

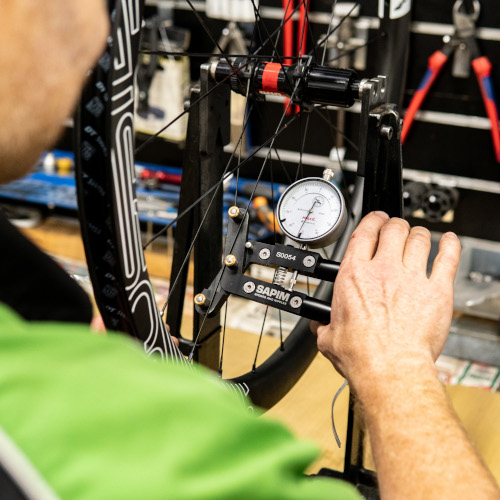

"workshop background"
[0,0,498,486]
[0,2,499,378]
[147,0,500,371]
[161,0,500,369]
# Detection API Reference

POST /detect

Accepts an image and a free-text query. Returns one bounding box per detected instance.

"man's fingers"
[403,226,432,272]
[373,217,410,263]
[430,232,461,285]
[310,320,322,336]
[344,211,390,262]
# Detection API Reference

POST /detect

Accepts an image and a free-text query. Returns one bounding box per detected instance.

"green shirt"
[0,303,360,499]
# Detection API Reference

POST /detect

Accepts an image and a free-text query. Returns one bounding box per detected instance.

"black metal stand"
[167,64,230,369]
[172,52,404,499]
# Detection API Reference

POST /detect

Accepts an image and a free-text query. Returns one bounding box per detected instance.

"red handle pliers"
[402,0,500,163]
[282,0,309,114]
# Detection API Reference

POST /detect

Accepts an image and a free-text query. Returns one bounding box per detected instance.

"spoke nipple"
[194,293,207,306]
[245,241,254,250]
[224,254,238,267]
[228,206,241,219]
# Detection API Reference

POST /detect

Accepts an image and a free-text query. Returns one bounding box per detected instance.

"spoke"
[310,1,362,55]
[247,0,297,96]
[158,100,256,313]
[137,0,312,157]
[140,50,305,60]
[136,60,252,154]
[297,0,309,58]
[252,306,269,372]
[184,0,237,72]
[278,310,284,350]
[235,79,252,206]
[142,112,300,249]
[313,106,359,152]
[313,105,355,218]
[250,0,281,60]
[272,147,294,184]
[218,299,229,377]
[295,111,311,181]
[321,0,339,65]
[253,104,294,185]
[326,33,386,65]
[316,105,356,220]
[252,0,310,57]
[269,155,278,242]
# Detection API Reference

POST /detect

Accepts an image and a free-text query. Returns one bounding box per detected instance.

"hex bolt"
[224,254,238,267]
[259,248,271,260]
[194,293,207,306]
[290,296,303,309]
[380,125,393,140]
[303,255,316,268]
[243,281,256,294]
[228,206,240,219]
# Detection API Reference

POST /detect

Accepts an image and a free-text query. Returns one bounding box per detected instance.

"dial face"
[277,178,345,245]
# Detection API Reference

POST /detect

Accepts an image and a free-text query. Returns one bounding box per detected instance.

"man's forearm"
[355,358,500,500]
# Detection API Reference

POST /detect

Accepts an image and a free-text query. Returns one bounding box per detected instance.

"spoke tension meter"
[194,169,347,323]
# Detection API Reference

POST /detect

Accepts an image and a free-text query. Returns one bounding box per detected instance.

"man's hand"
[315,211,461,393]
[314,212,500,499]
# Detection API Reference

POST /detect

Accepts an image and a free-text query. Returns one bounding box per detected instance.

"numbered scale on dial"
[276,175,347,248]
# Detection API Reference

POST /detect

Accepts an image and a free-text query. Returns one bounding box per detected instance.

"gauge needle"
[297,198,319,237]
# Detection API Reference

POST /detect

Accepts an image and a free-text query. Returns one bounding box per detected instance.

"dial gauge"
[276,177,347,248]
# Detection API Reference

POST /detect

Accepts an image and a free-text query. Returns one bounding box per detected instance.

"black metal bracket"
[194,209,340,324]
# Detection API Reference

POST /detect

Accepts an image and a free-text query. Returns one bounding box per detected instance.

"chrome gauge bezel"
[276,177,347,249]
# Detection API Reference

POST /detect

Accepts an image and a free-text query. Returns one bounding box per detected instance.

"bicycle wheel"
[75,0,409,408]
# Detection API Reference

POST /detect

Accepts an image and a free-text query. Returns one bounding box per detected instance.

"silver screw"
[303,255,315,268]
[259,248,271,260]
[290,296,303,309]
[243,281,256,294]
[380,125,393,140]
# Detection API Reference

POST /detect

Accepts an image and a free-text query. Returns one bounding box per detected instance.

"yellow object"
[57,157,73,176]
[252,196,281,234]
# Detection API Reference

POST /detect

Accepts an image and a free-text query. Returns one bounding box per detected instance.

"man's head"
[0,1,109,183]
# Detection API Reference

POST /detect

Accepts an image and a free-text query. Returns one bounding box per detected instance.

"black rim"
[75,0,182,362]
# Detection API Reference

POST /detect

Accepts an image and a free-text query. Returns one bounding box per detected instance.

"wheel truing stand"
[168,55,403,488]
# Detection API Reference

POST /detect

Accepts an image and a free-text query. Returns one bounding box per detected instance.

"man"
[0,1,498,499]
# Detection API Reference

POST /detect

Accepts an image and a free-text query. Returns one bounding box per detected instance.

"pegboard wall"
[141,1,500,241]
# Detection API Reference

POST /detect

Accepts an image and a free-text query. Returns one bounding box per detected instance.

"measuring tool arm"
[194,210,339,323]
